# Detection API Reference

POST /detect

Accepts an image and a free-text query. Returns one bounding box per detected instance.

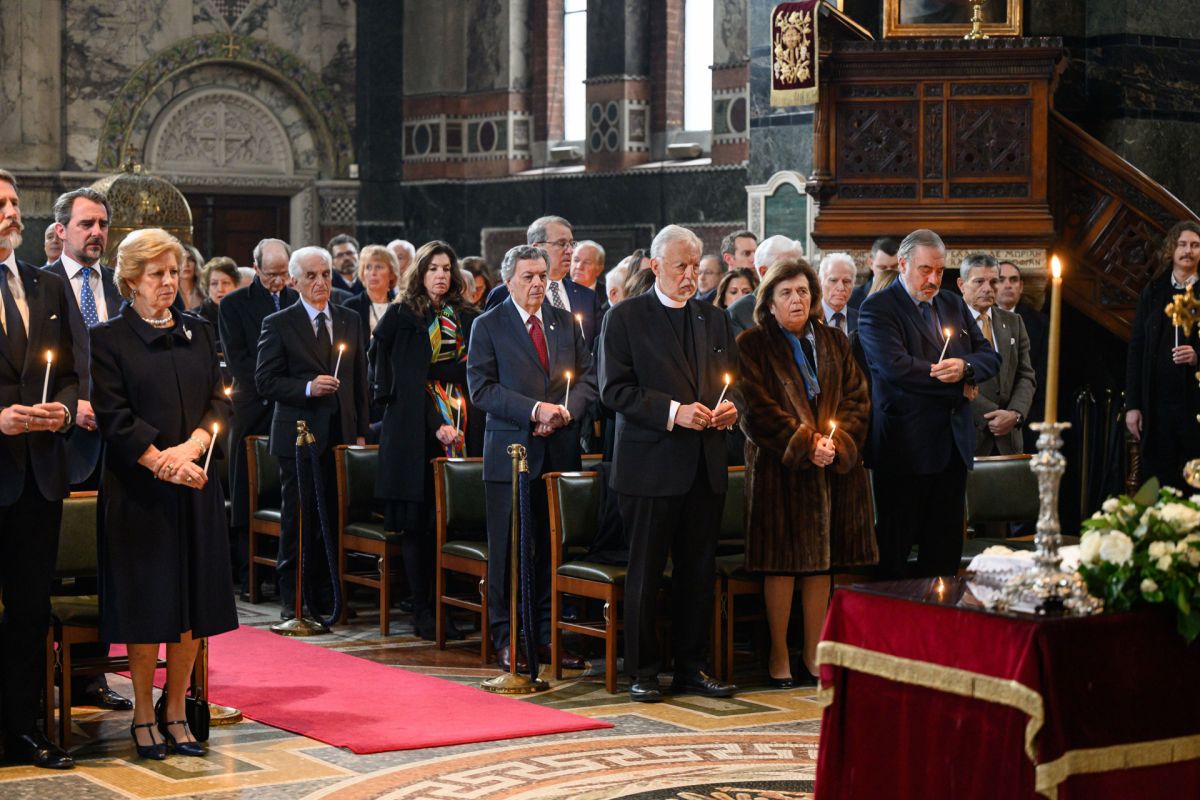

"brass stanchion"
[272,420,330,636]
[481,444,549,694]
[192,637,242,725]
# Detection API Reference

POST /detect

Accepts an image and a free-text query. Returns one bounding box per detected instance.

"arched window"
[563,0,588,142]
[683,0,713,133]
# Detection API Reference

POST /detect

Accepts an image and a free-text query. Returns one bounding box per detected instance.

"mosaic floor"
[0,595,821,800]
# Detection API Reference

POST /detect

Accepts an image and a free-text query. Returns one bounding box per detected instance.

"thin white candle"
[823,421,837,447]
[715,373,732,408]
[574,313,585,339]
[41,350,53,404]
[202,423,218,474]
[564,370,572,408]
[937,327,953,362]
[333,342,346,379]
[454,394,462,433]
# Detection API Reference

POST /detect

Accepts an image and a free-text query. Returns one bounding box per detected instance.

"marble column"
[357,0,406,243]
[585,0,652,171]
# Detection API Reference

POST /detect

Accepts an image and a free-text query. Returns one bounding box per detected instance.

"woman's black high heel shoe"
[155,692,205,756]
[130,721,167,760]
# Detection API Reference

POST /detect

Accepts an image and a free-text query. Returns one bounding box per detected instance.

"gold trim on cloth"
[815,641,1044,762]
[1034,734,1200,800]
[770,2,820,107]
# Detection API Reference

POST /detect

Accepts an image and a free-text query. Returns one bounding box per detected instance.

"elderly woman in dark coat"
[737,258,876,686]
[369,240,481,639]
[90,228,235,759]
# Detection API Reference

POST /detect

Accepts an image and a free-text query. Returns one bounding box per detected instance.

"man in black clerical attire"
[256,246,368,620]
[1125,221,1200,490]
[219,238,298,597]
[599,224,740,703]
[0,168,79,769]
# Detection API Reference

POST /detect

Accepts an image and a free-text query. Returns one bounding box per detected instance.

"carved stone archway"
[146,88,294,177]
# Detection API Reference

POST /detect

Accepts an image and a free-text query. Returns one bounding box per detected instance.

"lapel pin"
[183,326,193,341]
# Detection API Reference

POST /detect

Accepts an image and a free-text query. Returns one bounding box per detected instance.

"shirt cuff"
[305,381,313,397]
[530,401,540,421]
[667,400,680,431]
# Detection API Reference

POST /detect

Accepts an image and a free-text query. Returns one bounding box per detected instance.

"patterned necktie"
[832,311,845,333]
[272,292,281,312]
[315,311,332,369]
[527,315,549,373]
[1,264,27,365]
[547,281,565,310]
[79,266,100,328]
[919,301,938,341]
[979,312,993,348]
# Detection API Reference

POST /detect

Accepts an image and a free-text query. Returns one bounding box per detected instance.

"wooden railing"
[1049,110,1200,340]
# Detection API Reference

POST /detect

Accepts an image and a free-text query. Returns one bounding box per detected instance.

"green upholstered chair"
[434,457,491,662]
[713,467,764,682]
[334,445,401,635]
[967,454,1040,531]
[545,470,628,692]
[246,435,282,603]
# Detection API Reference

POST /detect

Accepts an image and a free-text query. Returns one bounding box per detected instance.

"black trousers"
[0,469,63,735]
[484,479,552,650]
[874,458,968,579]
[277,451,336,612]
[1142,401,1200,492]
[618,463,722,681]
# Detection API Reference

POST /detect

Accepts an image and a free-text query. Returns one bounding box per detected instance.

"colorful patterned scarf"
[426,306,468,457]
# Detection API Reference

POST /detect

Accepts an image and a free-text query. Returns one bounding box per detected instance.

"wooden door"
[186,194,291,266]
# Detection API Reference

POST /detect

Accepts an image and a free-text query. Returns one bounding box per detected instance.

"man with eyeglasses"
[485,216,605,347]
[219,238,299,598]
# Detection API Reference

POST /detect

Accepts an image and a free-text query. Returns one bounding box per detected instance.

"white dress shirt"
[513,300,551,421]
[300,297,335,396]
[822,300,849,335]
[61,253,110,323]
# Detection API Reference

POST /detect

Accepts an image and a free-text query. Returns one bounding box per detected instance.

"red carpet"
[120,625,610,754]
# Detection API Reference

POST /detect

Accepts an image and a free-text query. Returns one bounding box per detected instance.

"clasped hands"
[0,403,67,436]
[533,403,571,437]
[674,401,738,432]
[145,440,208,488]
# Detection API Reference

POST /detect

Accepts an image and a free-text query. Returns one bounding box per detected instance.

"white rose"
[1158,554,1174,571]
[1102,497,1120,513]
[1167,486,1184,497]
[1189,549,1200,568]
[1122,503,1138,517]
[1099,531,1134,566]
[1159,503,1200,532]
[1141,578,1159,594]
[1079,531,1103,565]
[1149,541,1172,559]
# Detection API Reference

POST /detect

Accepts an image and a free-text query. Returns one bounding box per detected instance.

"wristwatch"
[1014,411,1025,428]
[963,362,976,383]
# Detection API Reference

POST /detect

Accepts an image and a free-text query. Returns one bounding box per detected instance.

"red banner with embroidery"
[771,1,820,107]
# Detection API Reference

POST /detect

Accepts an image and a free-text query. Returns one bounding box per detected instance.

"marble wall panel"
[404,0,467,94]
[1093,118,1200,215]
[714,0,748,66]
[467,0,508,92]
[1,1,62,169]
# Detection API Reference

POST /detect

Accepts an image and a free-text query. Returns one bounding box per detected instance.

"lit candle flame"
[45,350,53,364]
[1051,255,1062,280]
[338,343,346,353]
[942,327,951,339]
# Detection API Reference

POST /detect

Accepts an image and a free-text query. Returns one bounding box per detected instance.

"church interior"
[2,1,1199,798]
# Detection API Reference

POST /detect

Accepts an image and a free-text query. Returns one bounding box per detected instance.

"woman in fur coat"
[737,258,877,685]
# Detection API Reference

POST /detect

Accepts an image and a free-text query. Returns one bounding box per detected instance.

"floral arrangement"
[1078,479,1200,643]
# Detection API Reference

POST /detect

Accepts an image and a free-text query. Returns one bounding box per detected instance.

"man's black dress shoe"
[629,680,664,703]
[4,731,75,770]
[496,645,528,671]
[536,644,586,670]
[79,686,134,710]
[671,670,736,698]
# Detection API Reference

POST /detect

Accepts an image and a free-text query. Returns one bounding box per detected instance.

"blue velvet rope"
[295,437,342,627]
[518,469,537,679]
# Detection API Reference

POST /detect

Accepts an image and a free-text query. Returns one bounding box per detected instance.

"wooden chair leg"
[378,552,390,636]
[435,561,446,649]
[552,582,563,681]
[248,531,261,604]
[479,577,491,664]
[604,591,618,694]
[58,639,73,748]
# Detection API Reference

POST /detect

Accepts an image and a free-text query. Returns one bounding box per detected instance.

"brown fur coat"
[737,322,878,573]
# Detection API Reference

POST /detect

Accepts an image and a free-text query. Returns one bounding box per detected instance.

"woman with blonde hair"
[342,243,399,341]
[90,228,236,759]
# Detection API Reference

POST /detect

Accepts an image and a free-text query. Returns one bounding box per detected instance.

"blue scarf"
[781,323,820,400]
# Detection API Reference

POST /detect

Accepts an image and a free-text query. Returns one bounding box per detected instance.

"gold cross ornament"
[1165,284,1200,338]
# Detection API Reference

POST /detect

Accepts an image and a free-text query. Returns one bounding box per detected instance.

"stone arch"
[97,33,352,177]
[145,87,295,177]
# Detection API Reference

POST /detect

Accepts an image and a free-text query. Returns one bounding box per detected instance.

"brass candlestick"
[963,0,989,40]
[989,422,1103,616]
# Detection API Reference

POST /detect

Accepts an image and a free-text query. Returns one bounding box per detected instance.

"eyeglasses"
[540,239,577,250]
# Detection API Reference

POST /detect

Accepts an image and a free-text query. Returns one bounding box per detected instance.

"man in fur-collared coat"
[736,258,876,684]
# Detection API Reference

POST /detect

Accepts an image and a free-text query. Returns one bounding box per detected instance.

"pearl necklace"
[139,312,173,328]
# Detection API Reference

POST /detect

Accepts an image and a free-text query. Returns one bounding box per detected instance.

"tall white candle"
[823,421,837,447]
[41,350,53,404]
[937,327,953,362]
[715,373,732,408]
[454,394,462,433]
[564,370,572,409]
[333,343,346,379]
[202,423,218,474]
[1045,257,1062,423]
[574,313,585,340]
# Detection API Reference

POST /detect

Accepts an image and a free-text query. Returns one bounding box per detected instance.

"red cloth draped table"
[814,578,1200,799]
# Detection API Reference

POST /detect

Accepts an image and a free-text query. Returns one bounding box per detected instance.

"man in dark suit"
[959,254,1036,456]
[997,260,1048,453]
[0,169,78,769]
[219,238,299,598]
[848,237,899,311]
[467,244,596,670]
[484,216,605,347]
[818,252,859,335]
[328,233,364,295]
[256,246,368,620]
[858,229,1000,579]
[599,224,739,703]
[44,187,133,712]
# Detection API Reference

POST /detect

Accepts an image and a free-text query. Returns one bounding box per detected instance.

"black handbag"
[155,686,211,743]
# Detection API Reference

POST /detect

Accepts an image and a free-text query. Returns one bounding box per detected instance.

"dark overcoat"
[370,302,481,502]
[737,321,877,573]
[90,307,236,642]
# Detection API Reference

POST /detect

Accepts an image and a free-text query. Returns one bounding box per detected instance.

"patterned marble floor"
[0,596,821,800]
